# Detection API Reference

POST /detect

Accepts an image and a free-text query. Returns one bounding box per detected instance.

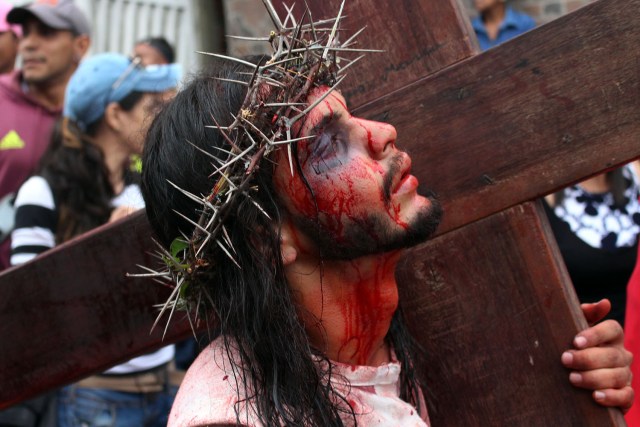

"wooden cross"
[1,0,638,424]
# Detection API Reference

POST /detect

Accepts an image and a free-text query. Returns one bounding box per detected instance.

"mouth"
[22,58,44,67]
[392,154,413,194]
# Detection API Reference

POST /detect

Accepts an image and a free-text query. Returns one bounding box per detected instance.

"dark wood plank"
[273,0,478,107]
[397,201,625,426]
[0,212,196,408]
[354,0,640,235]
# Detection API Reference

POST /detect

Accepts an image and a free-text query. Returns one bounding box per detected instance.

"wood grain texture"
[354,0,640,235]
[272,0,478,107]
[397,201,625,426]
[0,212,196,407]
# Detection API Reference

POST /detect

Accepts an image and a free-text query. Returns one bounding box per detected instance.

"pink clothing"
[0,71,60,269]
[624,243,640,426]
[169,337,429,426]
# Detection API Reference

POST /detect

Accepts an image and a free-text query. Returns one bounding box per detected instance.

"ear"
[103,102,124,133]
[72,35,90,63]
[279,221,298,266]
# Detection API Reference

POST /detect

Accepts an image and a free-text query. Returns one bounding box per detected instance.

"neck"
[286,247,401,367]
[93,129,130,195]
[482,3,506,29]
[26,74,72,111]
[578,173,609,194]
[0,61,15,75]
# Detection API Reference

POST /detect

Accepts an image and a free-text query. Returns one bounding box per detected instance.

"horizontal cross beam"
[354,0,640,235]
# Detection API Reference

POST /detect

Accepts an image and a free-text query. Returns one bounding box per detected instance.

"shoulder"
[625,162,640,185]
[0,71,24,101]
[14,176,55,209]
[112,184,145,209]
[0,72,15,92]
[169,337,258,427]
[509,7,536,29]
[470,15,485,33]
[11,176,57,266]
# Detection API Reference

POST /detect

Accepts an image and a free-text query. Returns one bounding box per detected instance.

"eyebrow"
[310,112,342,134]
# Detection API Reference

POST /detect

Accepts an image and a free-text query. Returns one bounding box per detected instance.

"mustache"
[22,56,46,62]
[383,153,404,203]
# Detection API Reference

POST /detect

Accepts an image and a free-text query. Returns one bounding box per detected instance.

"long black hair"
[141,60,423,426]
[38,91,144,243]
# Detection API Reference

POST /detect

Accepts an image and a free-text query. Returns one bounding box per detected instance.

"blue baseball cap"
[64,53,181,130]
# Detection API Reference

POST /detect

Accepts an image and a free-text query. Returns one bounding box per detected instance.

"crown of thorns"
[132,0,379,334]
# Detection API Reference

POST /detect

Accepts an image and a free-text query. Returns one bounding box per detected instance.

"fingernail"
[574,336,588,348]
[561,352,573,365]
[595,391,606,401]
[570,372,582,384]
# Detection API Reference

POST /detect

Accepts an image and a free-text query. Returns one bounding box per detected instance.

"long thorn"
[342,26,366,48]
[225,35,271,41]
[196,51,257,68]
[262,0,284,31]
[323,0,346,60]
[288,75,346,124]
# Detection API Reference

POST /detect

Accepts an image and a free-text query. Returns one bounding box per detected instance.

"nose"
[20,31,39,52]
[19,22,45,52]
[358,118,398,159]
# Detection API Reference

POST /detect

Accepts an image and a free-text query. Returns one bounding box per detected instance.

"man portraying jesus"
[140,8,633,426]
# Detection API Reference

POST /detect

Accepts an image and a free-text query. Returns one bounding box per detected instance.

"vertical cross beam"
[274,1,633,425]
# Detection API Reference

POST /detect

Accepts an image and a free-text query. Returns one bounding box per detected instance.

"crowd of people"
[0,0,638,426]
[0,1,183,426]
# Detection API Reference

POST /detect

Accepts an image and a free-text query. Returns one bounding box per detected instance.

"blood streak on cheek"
[370,160,384,176]
[366,128,375,154]
[276,171,348,241]
[312,164,371,237]
[285,161,375,240]
[280,174,316,217]
[388,198,409,229]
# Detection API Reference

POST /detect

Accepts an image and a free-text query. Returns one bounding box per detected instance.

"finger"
[591,387,634,413]
[568,367,632,390]
[573,319,624,349]
[562,347,632,370]
[581,299,611,325]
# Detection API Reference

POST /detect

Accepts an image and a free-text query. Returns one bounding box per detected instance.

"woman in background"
[11,53,180,427]
[544,163,640,327]
[623,173,640,427]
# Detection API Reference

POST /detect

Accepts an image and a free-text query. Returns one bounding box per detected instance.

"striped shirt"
[11,176,145,265]
[11,175,174,374]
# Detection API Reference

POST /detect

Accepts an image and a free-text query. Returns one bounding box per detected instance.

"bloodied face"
[273,86,442,259]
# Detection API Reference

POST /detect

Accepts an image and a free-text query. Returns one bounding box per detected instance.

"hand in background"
[109,205,139,223]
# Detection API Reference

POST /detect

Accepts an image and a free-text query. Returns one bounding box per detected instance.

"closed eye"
[310,112,342,135]
[308,132,345,174]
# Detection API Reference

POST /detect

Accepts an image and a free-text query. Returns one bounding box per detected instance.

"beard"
[292,193,443,260]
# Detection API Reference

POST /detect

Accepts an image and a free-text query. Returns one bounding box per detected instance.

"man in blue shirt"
[472,0,536,51]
